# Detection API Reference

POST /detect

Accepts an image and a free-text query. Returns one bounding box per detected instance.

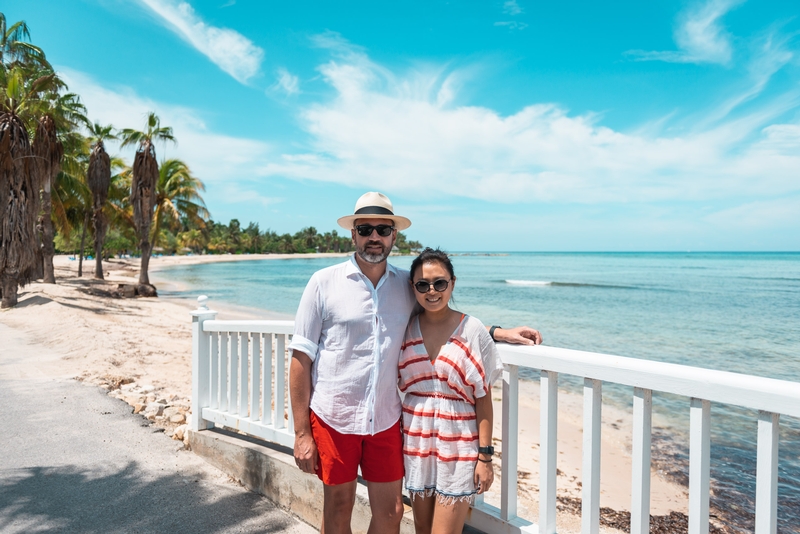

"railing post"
[540,370,559,534]
[191,295,218,431]
[501,364,519,520]
[755,410,779,534]
[631,387,652,534]
[582,378,602,534]
[689,398,711,534]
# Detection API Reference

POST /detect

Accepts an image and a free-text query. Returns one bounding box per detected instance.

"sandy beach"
[1,253,697,533]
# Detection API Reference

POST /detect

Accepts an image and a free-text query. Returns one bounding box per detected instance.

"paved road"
[0,322,316,534]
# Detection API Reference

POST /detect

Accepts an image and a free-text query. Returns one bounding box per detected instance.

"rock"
[117,284,137,298]
[133,403,146,414]
[137,284,158,297]
[124,395,145,405]
[169,413,186,424]
[173,424,188,441]
[140,385,155,394]
[143,402,166,417]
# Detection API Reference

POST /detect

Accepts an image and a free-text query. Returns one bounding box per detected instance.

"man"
[289,192,541,534]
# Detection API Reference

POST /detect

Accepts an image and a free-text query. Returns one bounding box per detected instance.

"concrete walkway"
[0,322,316,534]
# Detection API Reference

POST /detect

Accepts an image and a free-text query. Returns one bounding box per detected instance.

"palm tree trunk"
[0,274,17,308]
[93,210,106,279]
[40,187,56,283]
[77,212,88,277]
[138,237,151,285]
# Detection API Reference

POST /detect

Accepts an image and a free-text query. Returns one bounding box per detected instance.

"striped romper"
[398,314,503,503]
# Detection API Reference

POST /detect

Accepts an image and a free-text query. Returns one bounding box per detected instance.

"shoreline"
[2,253,724,533]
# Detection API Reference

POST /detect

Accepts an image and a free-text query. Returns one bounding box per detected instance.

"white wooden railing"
[190,297,800,534]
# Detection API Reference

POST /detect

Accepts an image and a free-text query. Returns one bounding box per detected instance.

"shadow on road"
[0,461,295,533]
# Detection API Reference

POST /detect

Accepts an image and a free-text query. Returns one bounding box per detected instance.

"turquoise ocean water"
[160,252,800,531]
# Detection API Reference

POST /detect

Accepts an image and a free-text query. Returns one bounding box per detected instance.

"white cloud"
[503,1,523,16]
[258,51,800,206]
[272,68,300,96]
[626,0,743,65]
[138,0,263,84]
[59,68,274,197]
[705,197,800,229]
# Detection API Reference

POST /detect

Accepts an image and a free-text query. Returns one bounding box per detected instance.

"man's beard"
[356,241,391,264]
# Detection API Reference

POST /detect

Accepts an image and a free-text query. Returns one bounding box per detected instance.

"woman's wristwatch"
[477,445,494,462]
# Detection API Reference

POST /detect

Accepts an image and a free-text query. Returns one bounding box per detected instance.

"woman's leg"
[430,498,471,534]
[410,494,436,534]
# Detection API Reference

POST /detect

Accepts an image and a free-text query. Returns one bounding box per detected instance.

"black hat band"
[354,206,394,216]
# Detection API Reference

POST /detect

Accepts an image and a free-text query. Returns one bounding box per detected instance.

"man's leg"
[366,478,404,534]
[322,479,358,534]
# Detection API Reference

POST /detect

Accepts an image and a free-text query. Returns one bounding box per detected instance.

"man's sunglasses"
[355,224,395,237]
[414,279,450,293]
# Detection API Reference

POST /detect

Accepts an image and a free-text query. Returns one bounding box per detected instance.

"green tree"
[120,111,175,289]
[149,158,208,254]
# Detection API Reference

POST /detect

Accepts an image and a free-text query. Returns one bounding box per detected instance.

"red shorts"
[310,411,404,486]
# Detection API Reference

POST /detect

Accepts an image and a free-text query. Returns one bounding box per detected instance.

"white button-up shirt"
[288,255,418,435]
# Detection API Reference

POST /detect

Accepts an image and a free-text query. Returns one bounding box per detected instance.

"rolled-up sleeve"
[288,274,323,362]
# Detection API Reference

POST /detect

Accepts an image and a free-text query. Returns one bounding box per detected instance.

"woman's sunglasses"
[414,279,450,293]
[355,224,395,237]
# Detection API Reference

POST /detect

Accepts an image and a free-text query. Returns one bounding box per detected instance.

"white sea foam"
[505,279,552,286]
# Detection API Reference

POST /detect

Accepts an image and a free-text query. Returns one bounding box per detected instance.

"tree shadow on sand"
[0,462,297,533]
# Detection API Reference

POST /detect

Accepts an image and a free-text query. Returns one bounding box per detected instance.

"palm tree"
[0,64,39,307]
[86,122,116,279]
[33,86,87,283]
[119,112,174,290]
[149,158,208,254]
[0,13,46,68]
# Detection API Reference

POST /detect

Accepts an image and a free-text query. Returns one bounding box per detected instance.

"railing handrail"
[203,319,295,335]
[499,344,800,418]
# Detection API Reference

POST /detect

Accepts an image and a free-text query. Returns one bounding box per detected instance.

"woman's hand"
[474,459,494,494]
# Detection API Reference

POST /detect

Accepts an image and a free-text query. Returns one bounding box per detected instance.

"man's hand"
[294,431,319,474]
[495,326,542,346]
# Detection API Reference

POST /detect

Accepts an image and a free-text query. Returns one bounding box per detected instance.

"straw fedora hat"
[337,192,412,231]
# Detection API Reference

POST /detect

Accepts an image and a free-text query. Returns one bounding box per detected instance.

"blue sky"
[7,0,800,250]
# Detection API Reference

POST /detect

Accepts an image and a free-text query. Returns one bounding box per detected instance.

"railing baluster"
[540,370,558,534]
[262,333,273,425]
[582,378,602,534]
[230,333,240,414]
[287,334,294,434]
[219,332,229,412]
[755,410,779,534]
[251,334,261,421]
[275,334,286,429]
[210,333,219,410]
[631,387,652,534]
[239,333,249,417]
[689,398,711,534]
[501,364,519,520]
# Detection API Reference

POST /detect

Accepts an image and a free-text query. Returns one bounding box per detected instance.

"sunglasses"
[355,224,395,237]
[414,279,450,293]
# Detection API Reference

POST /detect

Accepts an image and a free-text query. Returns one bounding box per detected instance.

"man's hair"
[410,247,455,280]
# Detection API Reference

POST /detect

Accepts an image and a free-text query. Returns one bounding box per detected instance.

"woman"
[399,248,503,534]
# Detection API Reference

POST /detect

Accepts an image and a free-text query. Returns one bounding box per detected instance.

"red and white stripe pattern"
[399,314,502,501]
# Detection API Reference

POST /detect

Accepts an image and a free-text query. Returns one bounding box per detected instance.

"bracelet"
[489,326,502,341]
[477,457,493,463]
